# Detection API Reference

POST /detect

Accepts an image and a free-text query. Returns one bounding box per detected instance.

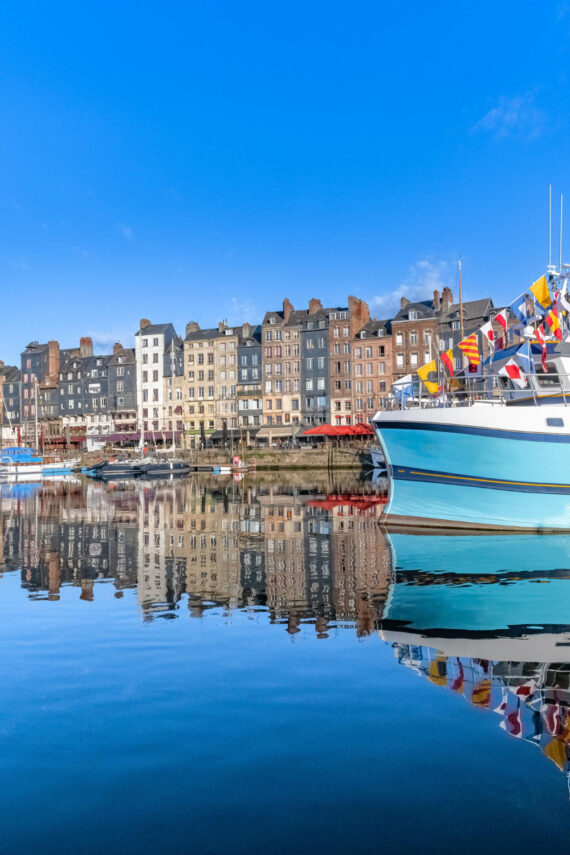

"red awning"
[303,422,374,437]
[307,494,387,510]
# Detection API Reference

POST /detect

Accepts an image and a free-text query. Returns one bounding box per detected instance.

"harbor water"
[1,473,570,853]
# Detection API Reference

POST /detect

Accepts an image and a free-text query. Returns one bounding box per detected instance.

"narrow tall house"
[135,320,181,435]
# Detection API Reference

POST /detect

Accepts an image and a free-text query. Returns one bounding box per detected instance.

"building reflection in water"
[2,476,570,785]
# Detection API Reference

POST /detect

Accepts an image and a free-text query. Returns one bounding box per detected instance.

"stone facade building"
[182,321,240,442]
[261,300,305,427]
[351,319,392,424]
[328,296,370,425]
[20,340,60,439]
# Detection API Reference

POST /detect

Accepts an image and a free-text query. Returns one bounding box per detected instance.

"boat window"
[535,371,560,387]
[546,417,564,427]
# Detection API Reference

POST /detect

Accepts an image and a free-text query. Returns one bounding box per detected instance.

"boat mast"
[34,376,38,450]
[170,339,176,456]
[458,259,464,340]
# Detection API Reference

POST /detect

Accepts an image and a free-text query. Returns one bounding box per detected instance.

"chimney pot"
[433,289,440,311]
[308,298,323,315]
[113,341,123,356]
[185,321,200,337]
[140,318,151,330]
[400,296,410,310]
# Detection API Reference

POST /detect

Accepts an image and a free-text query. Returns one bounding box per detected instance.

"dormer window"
[452,321,461,331]
[360,331,366,338]
[409,311,418,320]
[269,317,276,325]
[377,329,385,337]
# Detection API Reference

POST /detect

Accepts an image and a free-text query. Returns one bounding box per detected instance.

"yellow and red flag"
[457,333,481,367]
[471,678,492,708]
[545,305,562,341]
[440,348,454,376]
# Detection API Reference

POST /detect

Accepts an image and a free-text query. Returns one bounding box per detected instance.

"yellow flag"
[417,359,439,395]
[529,274,552,309]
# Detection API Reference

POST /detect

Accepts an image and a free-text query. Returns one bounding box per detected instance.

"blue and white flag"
[392,374,414,406]
[514,340,535,375]
[510,293,542,324]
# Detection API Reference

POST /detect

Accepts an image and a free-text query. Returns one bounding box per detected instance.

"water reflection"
[2,474,570,789]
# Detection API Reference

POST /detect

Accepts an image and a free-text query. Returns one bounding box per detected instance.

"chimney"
[113,341,123,355]
[283,298,294,322]
[400,296,410,310]
[218,321,226,333]
[47,340,60,376]
[308,298,323,315]
[242,322,251,339]
[80,336,93,358]
[433,289,440,311]
[185,321,200,337]
[348,296,370,334]
[441,287,453,311]
[140,318,151,330]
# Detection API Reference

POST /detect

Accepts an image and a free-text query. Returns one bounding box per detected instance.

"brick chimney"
[140,318,151,330]
[308,298,323,315]
[441,287,453,312]
[242,322,251,339]
[113,341,123,355]
[80,336,93,358]
[400,296,410,310]
[185,321,200,337]
[218,321,226,333]
[433,289,440,311]
[47,340,60,376]
[348,296,370,334]
[283,298,294,322]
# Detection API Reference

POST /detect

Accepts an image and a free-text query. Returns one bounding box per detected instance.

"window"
[333,327,339,338]
[306,358,313,370]
[343,326,349,336]
[153,337,159,346]
[143,338,148,347]
[409,311,418,320]
[366,363,373,375]
[116,367,124,376]
[396,333,403,345]
[317,377,325,390]
[265,330,272,341]
[396,353,404,368]
[116,381,124,392]
[452,321,461,331]
[410,352,418,366]
[153,371,158,382]
[409,332,418,345]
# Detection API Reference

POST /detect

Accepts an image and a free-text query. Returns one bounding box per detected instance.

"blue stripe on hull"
[392,465,570,494]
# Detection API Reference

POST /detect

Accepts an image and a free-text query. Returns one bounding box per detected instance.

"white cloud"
[87,330,135,350]
[118,223,134,241]
[372,258,451,318]
[225,296,259,325]
[471,91,545,141]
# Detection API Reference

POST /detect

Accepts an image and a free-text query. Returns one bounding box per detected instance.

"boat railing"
[409,371,570,409]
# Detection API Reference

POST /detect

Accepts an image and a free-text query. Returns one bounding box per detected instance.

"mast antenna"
[549,184,552,269]
[458,259,464,339]
[558,193,564,274]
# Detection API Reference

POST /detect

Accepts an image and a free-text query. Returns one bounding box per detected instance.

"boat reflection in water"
[381,530,570,779]
[2,476,570,786]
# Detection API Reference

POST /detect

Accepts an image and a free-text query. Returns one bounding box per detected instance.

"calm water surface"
[1,472,570,854]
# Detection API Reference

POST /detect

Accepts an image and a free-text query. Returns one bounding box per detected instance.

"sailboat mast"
[170,340,176,455]
[458,260,464,339]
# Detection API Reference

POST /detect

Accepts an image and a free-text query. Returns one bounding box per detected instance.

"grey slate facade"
[300,310,329,425]
[0,364,21,426]
[237,323,263,427]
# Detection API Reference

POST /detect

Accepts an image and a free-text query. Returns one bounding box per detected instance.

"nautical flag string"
[499,359,528,389]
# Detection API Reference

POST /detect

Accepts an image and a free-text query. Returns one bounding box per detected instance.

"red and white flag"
[494,310,508,350]
[480,320,495,353]
[535,324,548,372]
[499,359,527,388]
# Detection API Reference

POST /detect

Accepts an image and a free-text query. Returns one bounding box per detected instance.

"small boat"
[87,459,144,480]
[0,447,80,481]
[138,458,190,478]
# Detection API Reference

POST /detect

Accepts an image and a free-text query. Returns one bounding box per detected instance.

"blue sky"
[1,1,569,363]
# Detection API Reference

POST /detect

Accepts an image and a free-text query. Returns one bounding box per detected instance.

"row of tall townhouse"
[1,286,503,446]
[0,336,137,447]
